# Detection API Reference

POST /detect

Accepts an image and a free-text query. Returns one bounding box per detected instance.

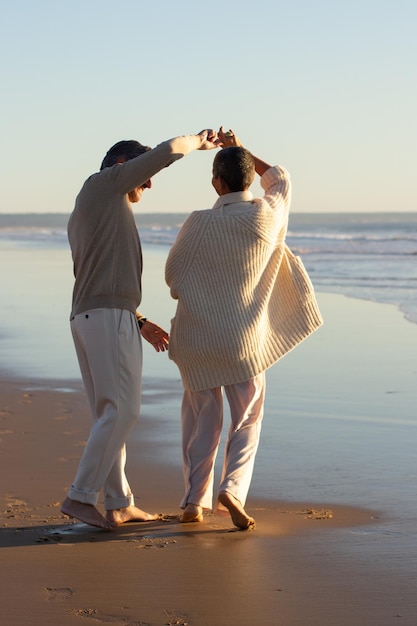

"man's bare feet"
[61,497,114,530]
[179,503,204,523]
[218,492,256,530]
[106,505,160,525]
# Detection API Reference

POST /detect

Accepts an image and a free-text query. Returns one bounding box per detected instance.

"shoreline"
[2,288,417,385]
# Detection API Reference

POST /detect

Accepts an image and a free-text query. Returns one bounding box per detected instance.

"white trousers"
[180,372,265,511]
[68,308,142,510]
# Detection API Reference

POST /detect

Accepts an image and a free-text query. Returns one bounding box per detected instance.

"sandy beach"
[1,292,417,625]
[0,378,382,626]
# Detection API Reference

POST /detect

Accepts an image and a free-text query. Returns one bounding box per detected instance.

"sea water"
[1,212,416,517]
[1,212,416,369]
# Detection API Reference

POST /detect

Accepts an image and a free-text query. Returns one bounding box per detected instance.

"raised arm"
[218,126,271,176]
[111,130,220,194]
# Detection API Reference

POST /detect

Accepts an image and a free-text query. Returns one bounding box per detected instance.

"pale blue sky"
[1,0,416,213]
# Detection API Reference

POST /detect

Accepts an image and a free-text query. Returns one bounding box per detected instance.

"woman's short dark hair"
[212,147,255,191]
[100,140,151,170]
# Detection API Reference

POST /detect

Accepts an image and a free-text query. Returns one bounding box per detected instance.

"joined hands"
[197,126,242,150]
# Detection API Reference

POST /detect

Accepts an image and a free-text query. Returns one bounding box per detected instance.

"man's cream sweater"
[165,165,323,391]
[68,135,203,319]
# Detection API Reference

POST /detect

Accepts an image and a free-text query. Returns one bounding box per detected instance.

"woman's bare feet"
[61,497,114,530]
[179,503,204,523]
[106,505,160,525]
[218,492,255,530]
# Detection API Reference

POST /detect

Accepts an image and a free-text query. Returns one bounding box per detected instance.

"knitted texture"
[166,166,323,391]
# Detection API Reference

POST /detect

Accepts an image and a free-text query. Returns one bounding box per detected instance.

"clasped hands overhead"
[198,126,242,150]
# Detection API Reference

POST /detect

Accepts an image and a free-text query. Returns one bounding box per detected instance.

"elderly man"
[62,129,218,529]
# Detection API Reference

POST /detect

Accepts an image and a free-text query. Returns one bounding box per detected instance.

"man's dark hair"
[212,147,255,192]
[100,140,151,170]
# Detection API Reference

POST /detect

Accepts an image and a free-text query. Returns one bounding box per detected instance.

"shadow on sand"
[0,514,248,548]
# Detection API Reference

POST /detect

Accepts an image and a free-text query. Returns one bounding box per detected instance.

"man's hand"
[197,129,221,150]
[140,320,169,352]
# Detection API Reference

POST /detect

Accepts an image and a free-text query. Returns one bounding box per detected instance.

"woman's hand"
[218,126,242,148]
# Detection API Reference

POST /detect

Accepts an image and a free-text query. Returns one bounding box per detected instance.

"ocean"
[1,210,416,321]
[1,211,417,520]
[1,210,416,381]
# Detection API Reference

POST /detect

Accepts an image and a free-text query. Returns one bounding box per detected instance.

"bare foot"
[179,503,203,523]
[218,492,255,530]
[61,497,114,530]
[106,505,160,525]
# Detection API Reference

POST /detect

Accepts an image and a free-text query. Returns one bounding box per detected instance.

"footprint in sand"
[20,393,33,404]
[57,455,83,463]
[3,496,28,518]
[302,508,334,520]
[137,537,177,549]
[54,413,72,422]
[46,587,75,601]
[69,608,150,624]
[164,609,190,626]
[0,428,13,442]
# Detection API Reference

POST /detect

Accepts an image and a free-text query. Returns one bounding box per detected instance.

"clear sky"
[1,0,416,214]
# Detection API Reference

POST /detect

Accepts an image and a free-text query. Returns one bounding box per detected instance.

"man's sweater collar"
[212,190,253,209]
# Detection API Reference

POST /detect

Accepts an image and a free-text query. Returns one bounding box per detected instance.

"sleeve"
[111,135,203,194]
[261,165,291,209]
[165,211,209,298]
[258,165,292,236]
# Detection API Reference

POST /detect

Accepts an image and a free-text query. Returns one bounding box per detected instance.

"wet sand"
[0,363,416,626]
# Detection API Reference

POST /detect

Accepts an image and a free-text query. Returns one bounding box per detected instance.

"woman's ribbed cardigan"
[165,165,323,392]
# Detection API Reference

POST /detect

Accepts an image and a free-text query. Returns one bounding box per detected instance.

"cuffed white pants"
[68,308,142,510]
[180,372,265,511]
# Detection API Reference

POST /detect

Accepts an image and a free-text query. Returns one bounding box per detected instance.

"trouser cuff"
[67,486,99,506]
[104,494,134,511]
